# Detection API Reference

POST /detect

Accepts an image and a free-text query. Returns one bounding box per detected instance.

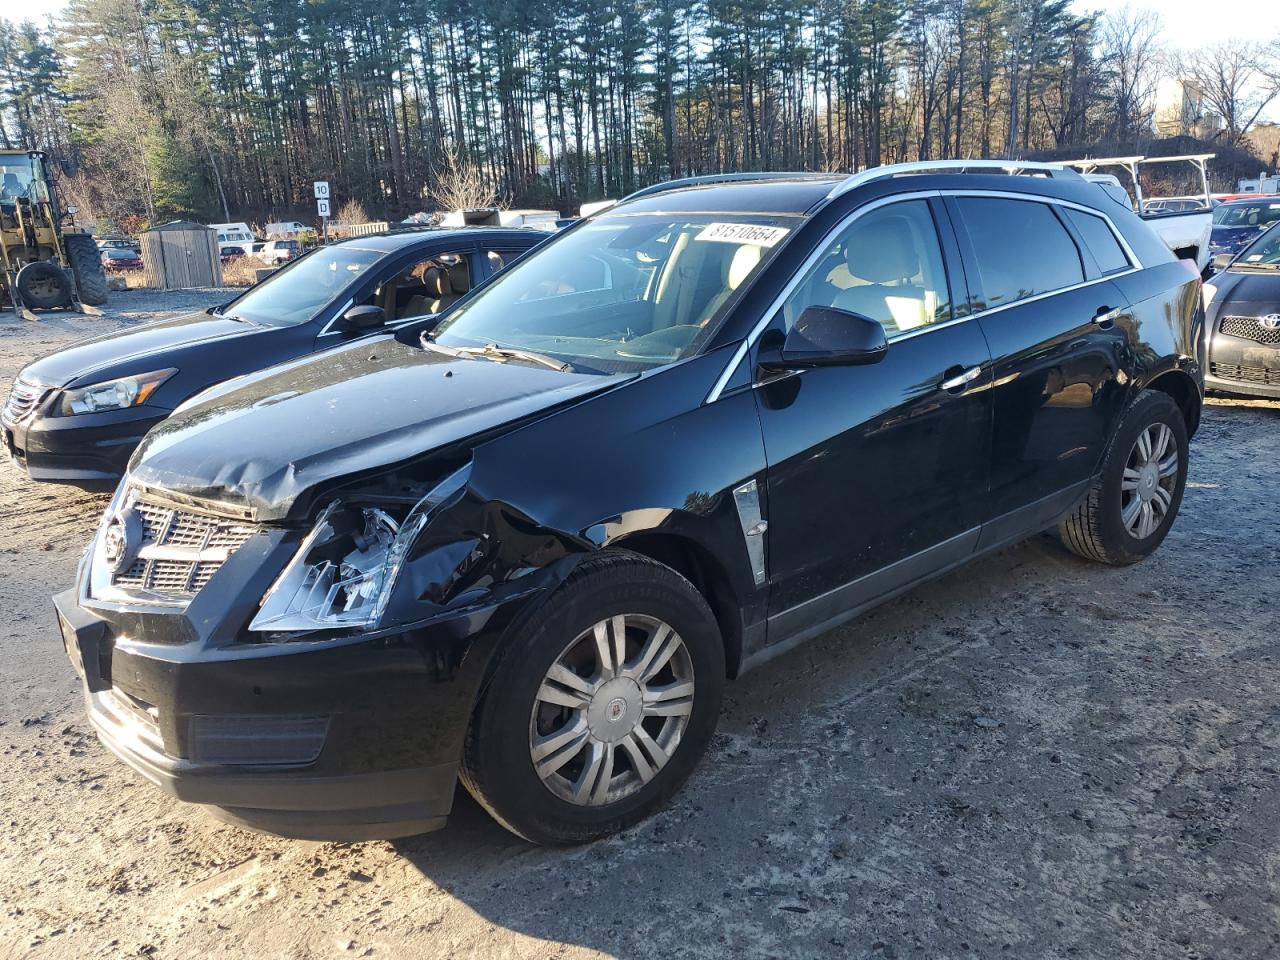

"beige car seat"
[831,216,935,333]
[691,244,763,328]
[401,267,451,319]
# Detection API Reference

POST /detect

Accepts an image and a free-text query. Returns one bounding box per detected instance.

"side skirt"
[739,480,1091,675]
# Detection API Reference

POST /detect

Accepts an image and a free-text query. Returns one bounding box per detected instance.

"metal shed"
[140,220,223,289]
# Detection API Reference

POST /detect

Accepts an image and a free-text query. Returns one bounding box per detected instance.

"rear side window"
[1064,208,1130,275]
[955,197,1084,308]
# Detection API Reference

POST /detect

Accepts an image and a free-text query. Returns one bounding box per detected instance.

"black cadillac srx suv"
[56,162,1205,845]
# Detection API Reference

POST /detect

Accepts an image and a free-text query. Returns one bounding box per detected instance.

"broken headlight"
[249,464,470,634]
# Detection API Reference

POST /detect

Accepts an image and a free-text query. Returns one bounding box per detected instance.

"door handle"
[1093,306,1119,328]
[940,365,983,391]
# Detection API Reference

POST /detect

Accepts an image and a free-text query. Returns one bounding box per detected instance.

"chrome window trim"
[704,190,941,403]
[959,270,1138,322]
[945,189,1143,273]
[315,298,355,338]
[704,188,1143,404]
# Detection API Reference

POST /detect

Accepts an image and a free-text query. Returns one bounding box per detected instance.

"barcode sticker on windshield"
[695,223,790,247]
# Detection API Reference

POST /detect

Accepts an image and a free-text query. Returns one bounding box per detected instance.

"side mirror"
[1211,252,1234,273]
[340,304,385,331]
[758,306,889,371]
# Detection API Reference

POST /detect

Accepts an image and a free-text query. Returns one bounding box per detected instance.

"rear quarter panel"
[1109,260,1205,393]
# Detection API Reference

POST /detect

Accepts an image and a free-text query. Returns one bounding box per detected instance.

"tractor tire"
[64,233,109,306]
[16,261,72,309]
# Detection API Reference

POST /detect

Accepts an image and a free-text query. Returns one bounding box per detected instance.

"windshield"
[222,245,382,326]
[0,158,37,201]
[1234,223,1280,266]
[1213,202,1280,228]
[430,212,797,372]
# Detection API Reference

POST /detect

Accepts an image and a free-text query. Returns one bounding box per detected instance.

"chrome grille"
[2,379,44,424]
[1220,316,1280,345]
[110,499,256,599]
[1211,362,1280,386]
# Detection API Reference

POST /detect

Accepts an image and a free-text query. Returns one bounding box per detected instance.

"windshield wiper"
[422,338,572,372]
[457,343,572,372]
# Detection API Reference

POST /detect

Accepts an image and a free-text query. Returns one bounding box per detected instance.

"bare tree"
[337,198,368,224]
[427,149,500,212]
[1098,6,1162,143]
[1175,40,1279,145]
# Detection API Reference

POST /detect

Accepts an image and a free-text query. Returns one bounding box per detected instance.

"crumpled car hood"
[128,336,621,520]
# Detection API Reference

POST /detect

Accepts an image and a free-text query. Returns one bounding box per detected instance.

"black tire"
[64,233,109,306]
[15,261,72,309]
[1058,390,1189,565]
[461,551,725,845]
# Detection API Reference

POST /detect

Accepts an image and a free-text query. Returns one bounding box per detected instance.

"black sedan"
[56,164,1204,846]
[2,227,545,487]
[1204,221,1280,398]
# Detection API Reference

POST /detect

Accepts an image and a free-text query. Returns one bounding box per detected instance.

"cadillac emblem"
[101,509,141,574]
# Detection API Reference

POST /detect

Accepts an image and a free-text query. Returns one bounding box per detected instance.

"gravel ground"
[1,290,1279,960]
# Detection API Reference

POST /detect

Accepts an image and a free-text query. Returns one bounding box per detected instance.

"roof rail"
[826,159,1078,199]
[620,171,840,204]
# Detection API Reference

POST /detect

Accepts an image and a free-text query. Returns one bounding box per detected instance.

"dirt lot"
[1,290,1278,960]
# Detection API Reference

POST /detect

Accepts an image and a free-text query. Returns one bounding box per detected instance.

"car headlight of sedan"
[59,369,176,415]
[249,463,471,634]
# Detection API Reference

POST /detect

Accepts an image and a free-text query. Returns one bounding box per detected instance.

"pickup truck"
[1067,154,1215,274]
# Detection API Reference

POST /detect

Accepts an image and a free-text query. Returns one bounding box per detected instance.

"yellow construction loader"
[1,148,107,319]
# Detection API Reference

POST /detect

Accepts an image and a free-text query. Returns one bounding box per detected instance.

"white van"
[210,222,255,255]
[265,221,310,238]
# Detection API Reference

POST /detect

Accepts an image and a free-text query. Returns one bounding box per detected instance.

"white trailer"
[1236,173,1280,195]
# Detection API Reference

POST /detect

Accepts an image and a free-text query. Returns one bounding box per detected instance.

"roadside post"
[314,180,330,244]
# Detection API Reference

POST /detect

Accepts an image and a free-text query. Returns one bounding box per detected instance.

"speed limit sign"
[313,180,330,199]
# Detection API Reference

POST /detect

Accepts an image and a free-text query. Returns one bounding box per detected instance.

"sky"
[1084,0,1279,50]
[9,0,1280,63]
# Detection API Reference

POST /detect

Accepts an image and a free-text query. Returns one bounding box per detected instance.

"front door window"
[779,199,953,336]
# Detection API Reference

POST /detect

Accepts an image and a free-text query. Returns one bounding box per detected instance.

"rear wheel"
[461,552,724,845]
[1058,390,1188,565]
[15,261,72,309]
[64,233,109,306]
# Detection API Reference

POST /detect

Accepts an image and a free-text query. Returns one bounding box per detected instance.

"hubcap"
[529,614,694,806]
[1120,422,1178,540]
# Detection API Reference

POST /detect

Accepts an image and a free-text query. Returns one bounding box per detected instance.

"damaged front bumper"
[55,569,534,840]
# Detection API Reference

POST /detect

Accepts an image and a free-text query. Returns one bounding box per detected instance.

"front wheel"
[1058,390,1189,565]
[64,233,109,305]
[460,552,724,845]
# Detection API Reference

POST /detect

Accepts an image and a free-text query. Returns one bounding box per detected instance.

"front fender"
[377,348,771,663]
